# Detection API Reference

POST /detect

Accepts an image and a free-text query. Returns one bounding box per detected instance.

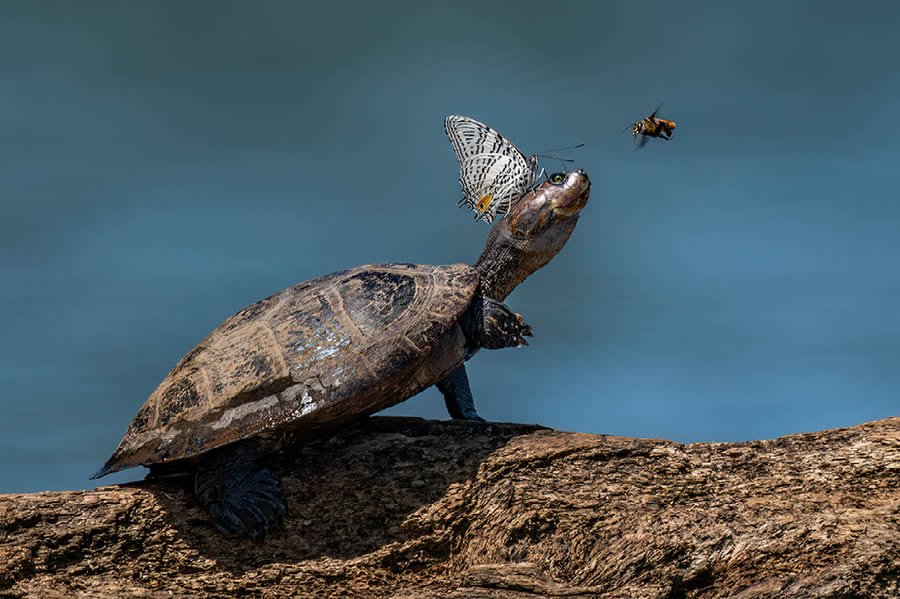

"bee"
[626,106,676,149]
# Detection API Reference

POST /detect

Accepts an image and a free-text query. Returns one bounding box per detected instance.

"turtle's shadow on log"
[141,416,542,572]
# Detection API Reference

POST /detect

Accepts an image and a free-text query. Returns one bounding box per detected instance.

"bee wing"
[445,115,536,223]
[636,134,650,149]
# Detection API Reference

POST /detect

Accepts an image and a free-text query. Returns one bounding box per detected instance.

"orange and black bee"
[626,106,676,148]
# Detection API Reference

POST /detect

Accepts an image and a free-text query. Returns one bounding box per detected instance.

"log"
[1,416,898,598]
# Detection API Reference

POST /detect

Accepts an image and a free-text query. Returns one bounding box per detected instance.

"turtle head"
[474,169,591,301]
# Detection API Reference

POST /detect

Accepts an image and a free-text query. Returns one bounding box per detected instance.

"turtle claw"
[509,313,533,347]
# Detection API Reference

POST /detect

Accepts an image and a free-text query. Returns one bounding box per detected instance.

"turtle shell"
[94,263,479,477]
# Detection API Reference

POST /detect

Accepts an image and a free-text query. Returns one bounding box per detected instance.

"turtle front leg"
[194,438,286,540]
[437,365,484,421]
[460,296,533,350]
[441,297,532,422]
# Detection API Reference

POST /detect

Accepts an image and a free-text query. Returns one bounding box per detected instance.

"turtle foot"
[480,297,533,349]
[437,365,486,421]
[201,468,286,540]
[194,440,286,540]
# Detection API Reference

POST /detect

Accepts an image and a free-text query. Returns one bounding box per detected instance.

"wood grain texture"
[2,416,898,598]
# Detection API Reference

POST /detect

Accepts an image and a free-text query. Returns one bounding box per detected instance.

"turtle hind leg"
[460,296,533,350]
[194,438,286,540]
[437,364,484,421]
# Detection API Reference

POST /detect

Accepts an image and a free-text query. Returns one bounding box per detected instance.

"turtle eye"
[549,173,566,185]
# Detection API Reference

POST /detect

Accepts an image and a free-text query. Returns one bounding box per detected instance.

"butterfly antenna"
[536,152,574,173]
[537,152,577,163]
[535,142,585,154]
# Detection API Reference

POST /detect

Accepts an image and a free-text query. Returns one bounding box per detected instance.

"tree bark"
[1,416,898,598]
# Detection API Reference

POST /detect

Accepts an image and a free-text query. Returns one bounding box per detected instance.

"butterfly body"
[445,115,538,223]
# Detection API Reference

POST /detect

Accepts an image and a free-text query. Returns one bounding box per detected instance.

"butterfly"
[444,115,539,224]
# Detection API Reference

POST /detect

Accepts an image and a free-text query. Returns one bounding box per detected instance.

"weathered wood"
[2,416,898,598]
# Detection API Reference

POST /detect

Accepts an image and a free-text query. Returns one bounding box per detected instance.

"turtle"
[91,169,591,539]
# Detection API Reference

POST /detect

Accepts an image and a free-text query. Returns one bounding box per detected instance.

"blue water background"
[1,2,898,491]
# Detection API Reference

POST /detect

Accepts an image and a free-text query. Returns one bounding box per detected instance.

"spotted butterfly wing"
[444,115,538,224]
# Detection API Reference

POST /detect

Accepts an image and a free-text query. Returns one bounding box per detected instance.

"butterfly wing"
[444,115,537,223]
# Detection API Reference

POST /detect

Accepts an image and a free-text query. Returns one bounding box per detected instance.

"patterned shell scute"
[100,263,479,474]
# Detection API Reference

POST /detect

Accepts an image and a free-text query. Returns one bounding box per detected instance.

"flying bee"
[625,106,676,149]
